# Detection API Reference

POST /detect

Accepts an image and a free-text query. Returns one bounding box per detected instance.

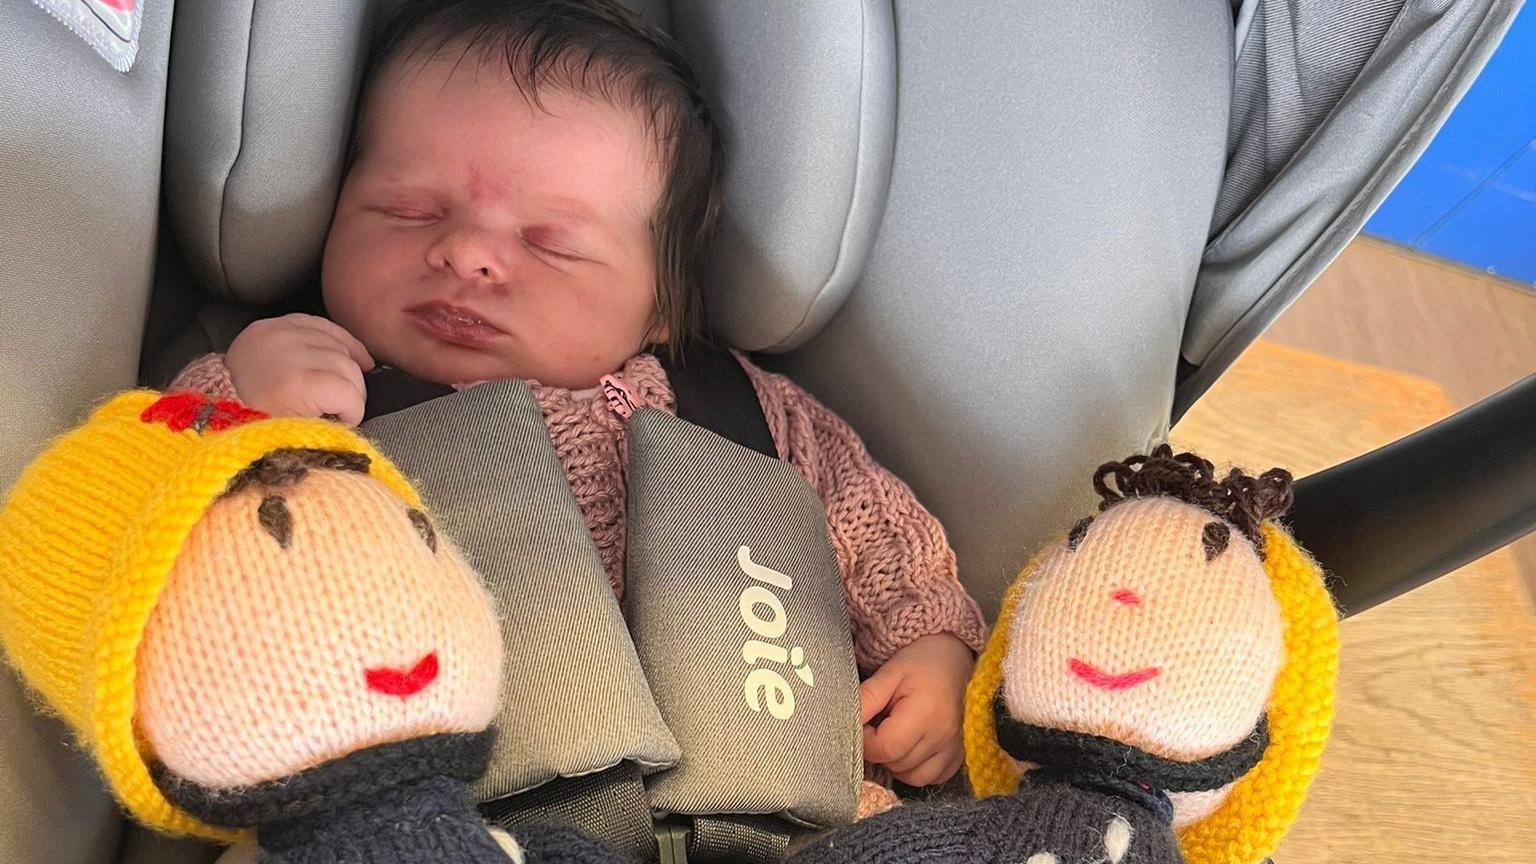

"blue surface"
[1364,3,1536,285]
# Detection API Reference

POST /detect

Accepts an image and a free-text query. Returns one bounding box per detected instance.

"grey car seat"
[1,1,1531,862]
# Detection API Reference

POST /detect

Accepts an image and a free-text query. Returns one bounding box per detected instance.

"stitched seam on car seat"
[771,0,893,352]
[215,0,261,299]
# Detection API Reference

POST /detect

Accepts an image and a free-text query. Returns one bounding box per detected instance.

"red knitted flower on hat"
[141,392,268,434]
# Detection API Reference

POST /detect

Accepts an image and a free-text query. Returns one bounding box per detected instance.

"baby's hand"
[225,314,375,426]
[859,632,975,787]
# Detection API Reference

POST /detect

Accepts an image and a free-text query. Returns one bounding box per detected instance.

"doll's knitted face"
[1002,497,1284,763]
[135,465,502,789]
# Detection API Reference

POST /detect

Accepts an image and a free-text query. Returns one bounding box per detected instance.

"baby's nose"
[443,253,504,284]
[427,230,507,284]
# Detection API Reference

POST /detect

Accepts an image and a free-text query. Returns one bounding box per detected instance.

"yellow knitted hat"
[0,391,421,842]
[964,518,1339,864]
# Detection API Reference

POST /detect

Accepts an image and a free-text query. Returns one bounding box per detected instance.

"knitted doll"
[0,391,625,864]
[789,446,1339,864]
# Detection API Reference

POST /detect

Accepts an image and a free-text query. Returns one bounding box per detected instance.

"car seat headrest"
[162,0,893,352]
[162,0,376,305]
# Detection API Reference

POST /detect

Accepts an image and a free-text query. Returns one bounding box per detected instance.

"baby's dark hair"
[351,0,724,352]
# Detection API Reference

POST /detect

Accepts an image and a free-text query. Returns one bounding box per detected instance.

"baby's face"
[323,50,666,389]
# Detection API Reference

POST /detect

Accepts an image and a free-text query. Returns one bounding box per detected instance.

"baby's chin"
[379,345,583,391]
[386,354,507,389]
[369,327,624,390]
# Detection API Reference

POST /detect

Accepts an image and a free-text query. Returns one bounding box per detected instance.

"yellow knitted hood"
[0,391,420,842]
[963,520,1339,864]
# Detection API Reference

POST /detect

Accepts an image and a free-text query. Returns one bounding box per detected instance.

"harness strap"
[656,343,777,460]
[689,815,794,864]
[361,364,455,422]
[362,342,775,458]
[625,406,863,850]
[360,346,839,864]
[361,379,681,857]
[481,763,657,862]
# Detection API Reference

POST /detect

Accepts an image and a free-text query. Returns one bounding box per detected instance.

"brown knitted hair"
[220,449,442,553]
[222,450,375,549]
[1088,445,1294,559]
[223,450,372,498]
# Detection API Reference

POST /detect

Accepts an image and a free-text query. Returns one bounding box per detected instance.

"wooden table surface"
[1172,340,1536,862]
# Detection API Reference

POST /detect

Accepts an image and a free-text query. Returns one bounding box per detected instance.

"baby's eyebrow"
[373,178,600,220]
[536,196,604,227]
[365,180,440,203]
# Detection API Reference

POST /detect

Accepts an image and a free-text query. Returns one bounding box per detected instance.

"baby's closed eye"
[519,226,590,262]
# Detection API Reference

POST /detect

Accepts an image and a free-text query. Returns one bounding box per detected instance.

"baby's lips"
[365,652,440,697]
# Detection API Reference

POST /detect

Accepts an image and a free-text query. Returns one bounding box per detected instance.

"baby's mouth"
[1068,658,1161,691]
[365,652,439,697]
[406,301,506,347]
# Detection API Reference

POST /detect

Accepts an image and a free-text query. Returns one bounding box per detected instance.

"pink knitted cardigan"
[171,352,986,670]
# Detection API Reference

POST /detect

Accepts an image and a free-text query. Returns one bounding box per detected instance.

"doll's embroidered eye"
[1202,521,1230,560]
[1067,516,1094,551]
[408,508,437,553]
[258,495,293,549]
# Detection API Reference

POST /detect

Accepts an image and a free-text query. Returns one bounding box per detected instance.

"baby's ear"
[646,318,670,347]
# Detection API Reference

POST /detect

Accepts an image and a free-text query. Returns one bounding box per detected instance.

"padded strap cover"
[360,381,680,800]
[625,408,861,829]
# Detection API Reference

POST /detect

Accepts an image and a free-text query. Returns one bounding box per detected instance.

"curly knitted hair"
[1087,445,1294,558]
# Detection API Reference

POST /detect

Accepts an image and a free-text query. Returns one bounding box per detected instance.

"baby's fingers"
[892,747,962,788]
[286,313,376,372]
[863,703,927,767]
[302,371,368,427]
[881,727,938,775]
[311,348,368,406]
[859,668,901,726]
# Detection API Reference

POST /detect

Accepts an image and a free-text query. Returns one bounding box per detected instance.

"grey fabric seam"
[500,756,676,799]
[1203,2,1417,251]
[1209,0,1505,277]
[194,308,221,356]
[1232,0,1257,59]
[1181,0,1513,388]
[769,0,885,352]
[216,0,261,299]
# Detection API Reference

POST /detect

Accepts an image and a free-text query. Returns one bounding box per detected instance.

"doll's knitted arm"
[168,353,239,400]
[737,355,987,671]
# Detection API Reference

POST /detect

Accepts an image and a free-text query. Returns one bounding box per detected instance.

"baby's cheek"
[323,227,406,335]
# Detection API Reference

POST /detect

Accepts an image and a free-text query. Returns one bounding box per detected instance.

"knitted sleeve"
[737,355,987,671]
[168,353,239,400]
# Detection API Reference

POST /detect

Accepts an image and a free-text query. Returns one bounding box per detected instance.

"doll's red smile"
[1069,658,1161,691]
[365,652,440,697]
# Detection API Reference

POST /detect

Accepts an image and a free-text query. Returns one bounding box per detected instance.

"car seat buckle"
[655,820,692,864]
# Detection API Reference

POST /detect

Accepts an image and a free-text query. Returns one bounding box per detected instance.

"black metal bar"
[1285,373,1536,617]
